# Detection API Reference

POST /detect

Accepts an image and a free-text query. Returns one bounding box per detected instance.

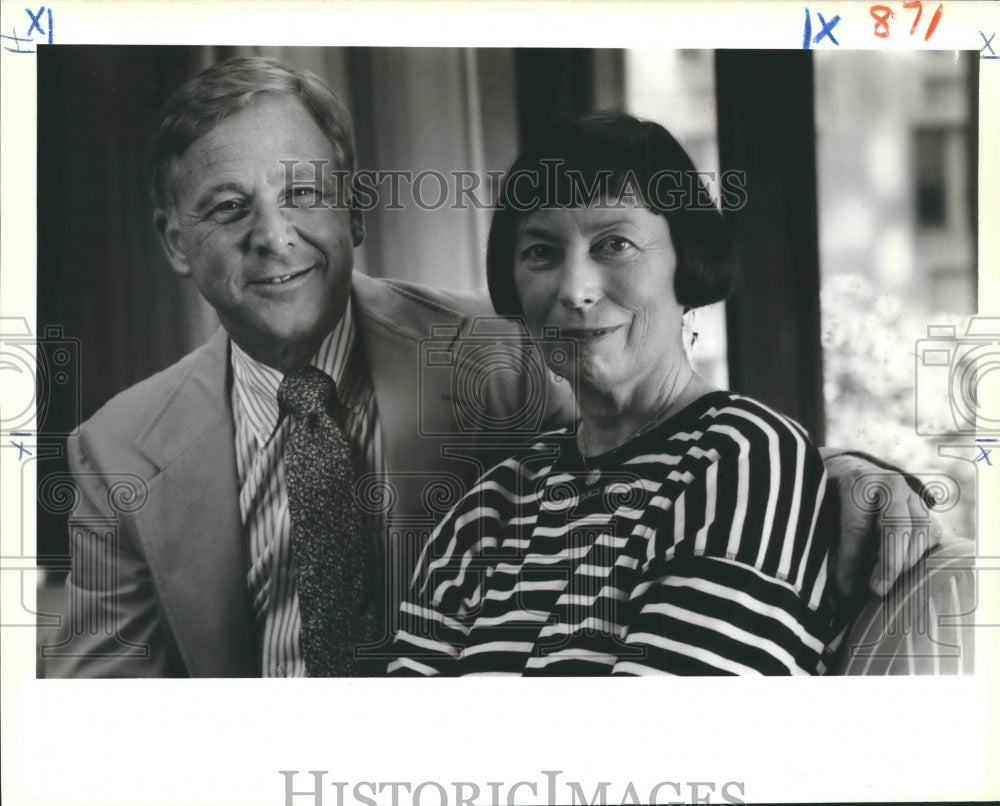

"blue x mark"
[25,7,45,35]
[24,6,52,44]
[803,8,841,49]
[982,31,998,59]
[10,433,32,459]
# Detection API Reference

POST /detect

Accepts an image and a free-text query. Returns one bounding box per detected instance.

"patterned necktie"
[278,365,374,676]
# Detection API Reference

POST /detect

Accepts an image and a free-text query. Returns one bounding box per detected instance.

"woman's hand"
[820,448,942,600]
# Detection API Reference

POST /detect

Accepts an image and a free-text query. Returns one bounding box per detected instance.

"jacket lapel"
[131,329,258,677]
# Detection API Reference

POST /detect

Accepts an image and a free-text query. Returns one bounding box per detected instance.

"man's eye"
[207,199,248,221]
[288,186,322,205]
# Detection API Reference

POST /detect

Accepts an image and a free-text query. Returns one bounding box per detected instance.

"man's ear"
[350,206,365,248]
[153,206,192,278]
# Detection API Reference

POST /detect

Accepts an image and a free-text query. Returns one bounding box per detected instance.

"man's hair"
[146,56,355,209]
[486,112,736,317]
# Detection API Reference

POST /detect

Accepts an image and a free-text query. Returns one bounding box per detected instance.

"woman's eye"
[596,236,633,254]
[519,244,557,262]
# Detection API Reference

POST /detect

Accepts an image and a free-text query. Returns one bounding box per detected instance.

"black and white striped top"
[389,391,840,676]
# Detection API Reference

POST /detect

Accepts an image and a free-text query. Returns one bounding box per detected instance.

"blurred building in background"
[815,50,975,311]
[814,51,977,539]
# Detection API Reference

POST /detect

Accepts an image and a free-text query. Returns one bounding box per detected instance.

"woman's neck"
[576,364,714,457]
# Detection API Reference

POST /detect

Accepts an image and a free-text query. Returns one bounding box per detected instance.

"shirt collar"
[231,301,363,441]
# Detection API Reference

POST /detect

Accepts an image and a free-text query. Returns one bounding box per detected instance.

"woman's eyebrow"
[515,225,559,240]
[515,214,642,240]
[583,216,637,232]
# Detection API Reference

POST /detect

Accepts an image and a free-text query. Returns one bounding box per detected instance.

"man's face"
[156,92,362,371]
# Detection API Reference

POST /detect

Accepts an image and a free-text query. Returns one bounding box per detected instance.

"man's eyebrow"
[193,182,246,210]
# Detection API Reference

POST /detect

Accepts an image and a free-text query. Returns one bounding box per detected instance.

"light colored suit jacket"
[50,273,573,677]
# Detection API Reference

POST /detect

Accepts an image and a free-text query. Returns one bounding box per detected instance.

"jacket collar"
[131,327,259,676]
[134,327,232,470]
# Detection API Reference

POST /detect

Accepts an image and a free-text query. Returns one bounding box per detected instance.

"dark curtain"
[513,48,596,144]
[715,50,826,442]
[37,46,218,563]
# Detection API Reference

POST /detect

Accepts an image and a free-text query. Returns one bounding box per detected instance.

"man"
[49,56,931,677]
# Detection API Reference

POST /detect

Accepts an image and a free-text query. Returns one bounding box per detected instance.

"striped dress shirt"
[390,391,843,676]
[231,302,384,677]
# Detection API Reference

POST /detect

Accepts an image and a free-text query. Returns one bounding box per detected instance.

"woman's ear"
[350,206,365,248]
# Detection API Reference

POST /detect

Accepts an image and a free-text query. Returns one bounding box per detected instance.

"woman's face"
[512,203,685,400]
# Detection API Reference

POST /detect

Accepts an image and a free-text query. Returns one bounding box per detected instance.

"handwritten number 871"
[871,1,943,40]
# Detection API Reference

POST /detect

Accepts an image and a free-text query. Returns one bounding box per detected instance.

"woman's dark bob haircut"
[486,112,736,318]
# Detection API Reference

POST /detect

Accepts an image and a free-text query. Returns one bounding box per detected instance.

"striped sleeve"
[386,494,480,676]
[613,400,836,675]
[387,448,552,676]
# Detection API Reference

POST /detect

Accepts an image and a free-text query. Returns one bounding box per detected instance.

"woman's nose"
[558,251,601,310]
[248,199,297,255]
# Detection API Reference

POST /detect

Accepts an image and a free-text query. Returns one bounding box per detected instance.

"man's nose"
[248,199,297,255]
[558,251,602,310]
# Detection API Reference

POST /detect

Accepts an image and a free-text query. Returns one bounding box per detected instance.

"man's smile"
[249,265,315,288]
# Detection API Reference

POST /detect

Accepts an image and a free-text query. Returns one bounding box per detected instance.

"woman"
[389,113,839,675]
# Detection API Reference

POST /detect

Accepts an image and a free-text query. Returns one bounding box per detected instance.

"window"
[915,127,947,227]
[815,50,976,539]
